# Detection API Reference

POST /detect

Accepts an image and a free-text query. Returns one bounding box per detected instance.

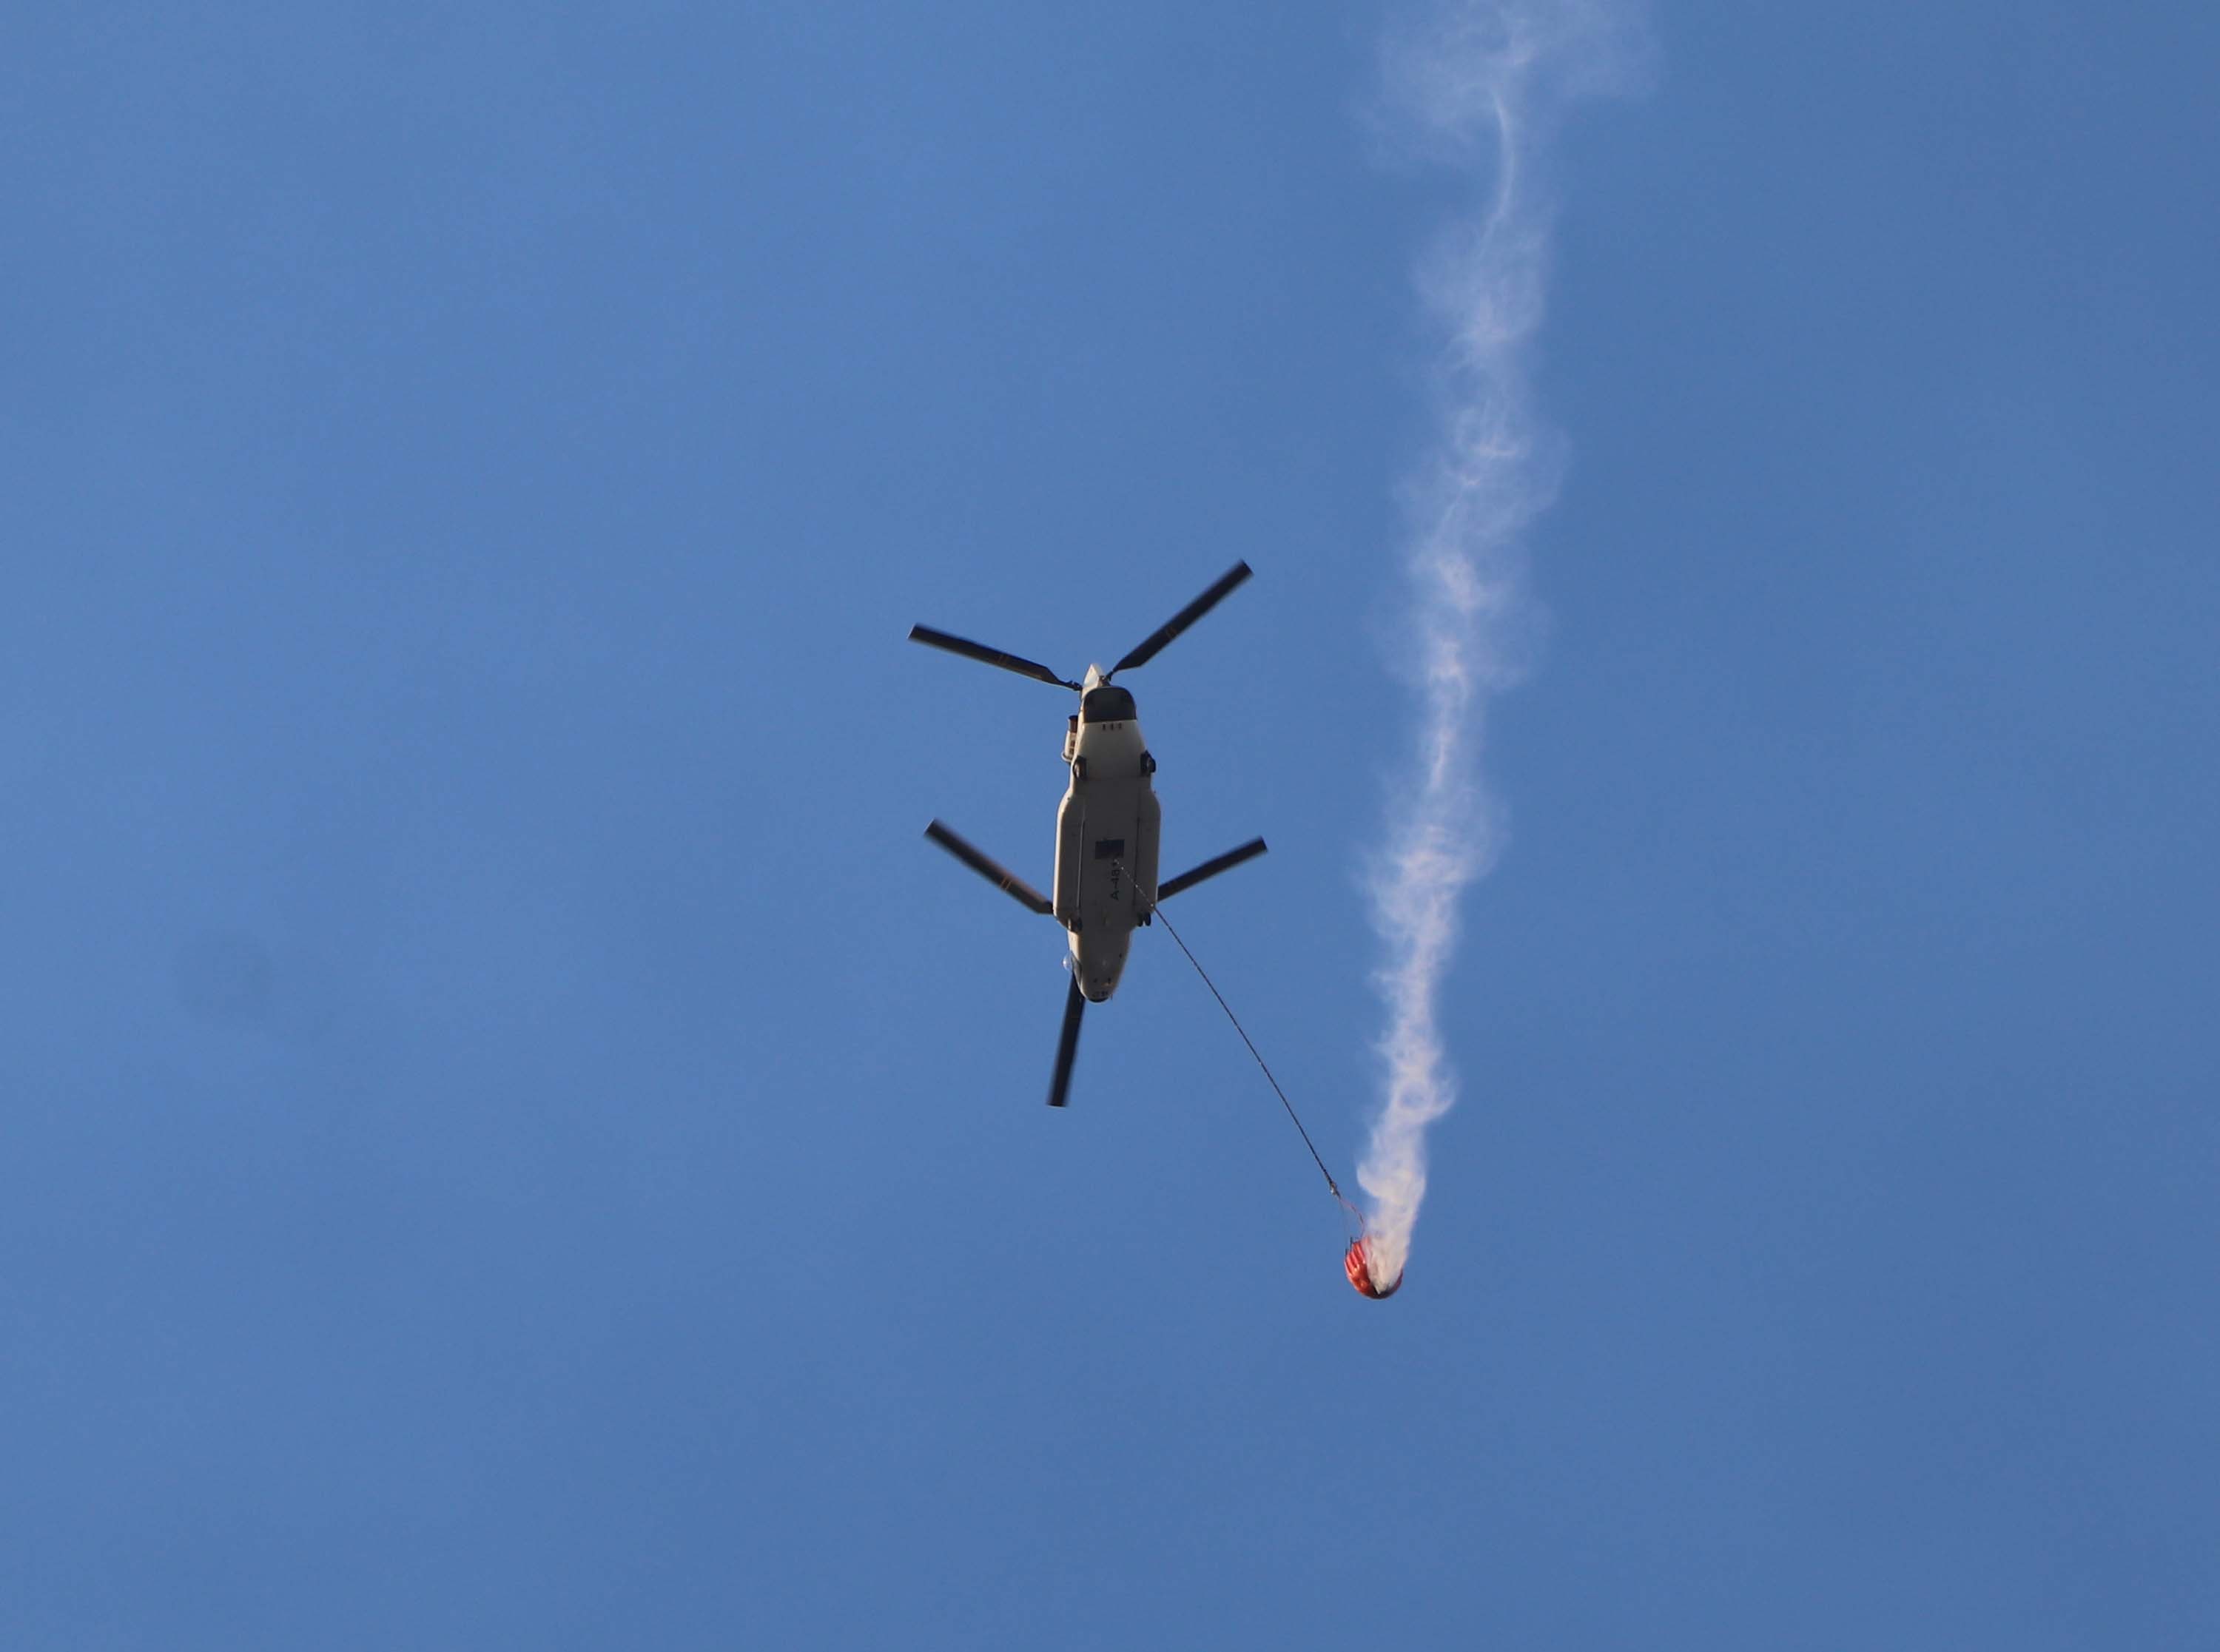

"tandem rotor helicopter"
[910,561,1267,1110]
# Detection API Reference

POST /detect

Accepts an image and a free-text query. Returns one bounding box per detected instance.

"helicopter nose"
[1070,952,1121,1002]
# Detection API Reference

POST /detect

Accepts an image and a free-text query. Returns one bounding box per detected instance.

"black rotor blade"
[908,625,1079,690]
[1156,837,1268,903]
[1109,561,1253,677]
[924,820,1053,915]
[1048,976,1086,1108]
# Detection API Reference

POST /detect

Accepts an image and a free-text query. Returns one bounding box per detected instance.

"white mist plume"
[1357,0,1638,1289]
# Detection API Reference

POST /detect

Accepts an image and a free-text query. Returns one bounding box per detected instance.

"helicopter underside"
[907,557,1263,1107]
[1055,707,1160,1002]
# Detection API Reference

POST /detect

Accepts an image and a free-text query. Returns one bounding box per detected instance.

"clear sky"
[4,3,2216,1647]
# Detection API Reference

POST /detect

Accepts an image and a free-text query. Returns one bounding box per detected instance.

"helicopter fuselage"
[1056,669,1160,1002]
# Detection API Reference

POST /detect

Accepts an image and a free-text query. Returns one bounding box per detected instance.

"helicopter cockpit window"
[1081,685,1136,724]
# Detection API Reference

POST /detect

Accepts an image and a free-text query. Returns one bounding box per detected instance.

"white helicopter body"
[912,564,1266,1107]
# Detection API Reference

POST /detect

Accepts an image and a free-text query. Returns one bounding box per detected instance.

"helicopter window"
[1080,685,1136,724]
[1092,838,1126,861]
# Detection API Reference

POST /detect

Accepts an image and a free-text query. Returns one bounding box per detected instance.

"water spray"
[1356,0,1638,1290]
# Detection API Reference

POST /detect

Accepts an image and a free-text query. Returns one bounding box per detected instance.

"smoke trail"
[1356,0,1638,1290]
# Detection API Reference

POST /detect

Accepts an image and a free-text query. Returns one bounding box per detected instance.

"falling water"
[1356,0,1641,1292]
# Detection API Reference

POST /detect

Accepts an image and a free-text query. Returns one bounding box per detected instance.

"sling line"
[1142,883,1349,1209]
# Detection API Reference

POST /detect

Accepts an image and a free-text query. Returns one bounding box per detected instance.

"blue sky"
[4,3,2216,1646]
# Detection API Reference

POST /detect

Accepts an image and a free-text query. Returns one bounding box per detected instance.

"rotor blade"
[924,820,1053,915]
[1109,561,1253,677]
[1048,976,1086,1108]
[1156,837,1268,902]
[908,625,1079,690]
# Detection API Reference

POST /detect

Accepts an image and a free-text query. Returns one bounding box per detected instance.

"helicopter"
[911,561,1268,1108]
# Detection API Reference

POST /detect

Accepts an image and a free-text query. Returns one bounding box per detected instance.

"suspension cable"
[1141,883,1347,1204]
